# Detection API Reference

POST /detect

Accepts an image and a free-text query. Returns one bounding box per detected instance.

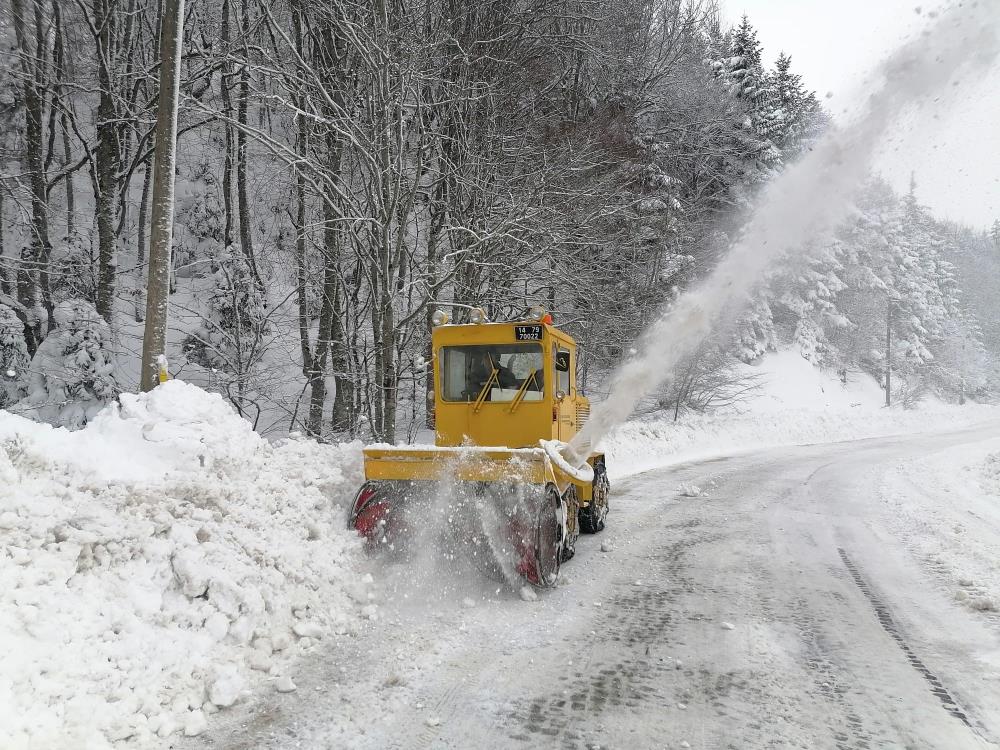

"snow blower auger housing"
[348,308,609,588]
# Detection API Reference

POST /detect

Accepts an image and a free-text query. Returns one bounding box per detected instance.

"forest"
[1,0,998,440]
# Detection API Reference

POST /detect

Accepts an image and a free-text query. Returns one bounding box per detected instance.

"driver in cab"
[465,350,518,401]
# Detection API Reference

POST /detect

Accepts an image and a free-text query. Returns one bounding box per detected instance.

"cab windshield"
[441,344,544,402]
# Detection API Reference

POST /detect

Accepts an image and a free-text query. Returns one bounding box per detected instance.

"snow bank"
[0,381,372,749]
[602,351,998,479]
[881,438,1000,618]
[983,451,1000,497]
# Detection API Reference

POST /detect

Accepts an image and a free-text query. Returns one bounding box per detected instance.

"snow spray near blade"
[566,0,1000,461]
[379,452,529,599]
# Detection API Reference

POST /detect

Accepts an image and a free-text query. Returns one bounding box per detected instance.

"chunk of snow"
[248,650,273,672]
[600,541,613,553]
[171,548,209,597]
[208,668,245,708]
[183,711,208,737]
[721,621,735,630]
[156,716,178,738]
[275,675,297,693]
[293,621,325,639]
[677,483,703,497]
[519,586,538,602]
[425,715,441,727]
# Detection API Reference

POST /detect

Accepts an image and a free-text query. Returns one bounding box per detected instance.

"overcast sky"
[723,0,1000,229]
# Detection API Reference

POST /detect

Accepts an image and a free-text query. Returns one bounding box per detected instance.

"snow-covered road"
[190,424,1000,750]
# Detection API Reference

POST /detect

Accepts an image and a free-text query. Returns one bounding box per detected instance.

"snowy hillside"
[602,351,997,478]
[0,382,373,748]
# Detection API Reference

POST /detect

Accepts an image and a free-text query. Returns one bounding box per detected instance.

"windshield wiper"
[473,368,499,413]
[508,370,539,414]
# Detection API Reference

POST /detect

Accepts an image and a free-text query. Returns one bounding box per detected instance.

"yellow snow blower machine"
[348,307,610,587]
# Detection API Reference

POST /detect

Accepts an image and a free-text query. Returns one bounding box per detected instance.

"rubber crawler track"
[837,548,971,727]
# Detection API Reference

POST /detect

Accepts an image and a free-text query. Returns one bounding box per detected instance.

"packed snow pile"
[601,351,999,478]
[0,381,372,749]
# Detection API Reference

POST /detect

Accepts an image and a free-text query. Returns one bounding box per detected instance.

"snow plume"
[568,0,1000,460]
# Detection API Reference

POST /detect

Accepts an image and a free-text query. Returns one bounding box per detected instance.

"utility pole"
[885,297,893,407]
[139,0,185,391]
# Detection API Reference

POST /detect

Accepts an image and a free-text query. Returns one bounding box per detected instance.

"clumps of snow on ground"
[880,436,1000,620]
[602,350,998,479]
[676,483,704,498]
[0,380,371,749]
[983,451,1000,496]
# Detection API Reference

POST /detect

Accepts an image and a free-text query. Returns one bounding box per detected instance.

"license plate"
[514,324,543,341]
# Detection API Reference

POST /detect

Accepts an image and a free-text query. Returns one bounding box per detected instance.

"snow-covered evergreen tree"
[51,234,98,304]
[0,304,29,408]
[183,248,269,377]
[748,174,982,400]
[771,53,825,159]
[17,299,119,427]
[173,160,226,272]
[733,296,778,362]
[719,17,782,184]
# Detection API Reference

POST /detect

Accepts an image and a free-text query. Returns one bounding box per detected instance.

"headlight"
[529,306,546,321]
[469,308,488,324]
[431,309,449,326]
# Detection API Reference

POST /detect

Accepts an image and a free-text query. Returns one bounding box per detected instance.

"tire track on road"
[837,548,972,728]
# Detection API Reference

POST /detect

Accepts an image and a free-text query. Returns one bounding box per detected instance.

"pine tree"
[182,247,269,408]
[714,16,781,187]
[0,305,29,408]
[991,219,1000,249]
[771,53,824,159]
[19,299,119,427]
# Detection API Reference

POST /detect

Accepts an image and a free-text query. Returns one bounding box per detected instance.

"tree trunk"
[53,1,74,239]
[0,183,7,295]
[140,0,185,392]
[0,185,9,296]
[221,0,235,252]
[308,123,345,436]
[94,0,119,321]
[11,0,52,348]
[236,3,262,288]
[330,280,352,432]
[133,159,152,322]
[306,227,336,437]
[292,10,312,390]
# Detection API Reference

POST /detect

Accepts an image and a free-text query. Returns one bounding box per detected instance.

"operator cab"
[431,309,586,448]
